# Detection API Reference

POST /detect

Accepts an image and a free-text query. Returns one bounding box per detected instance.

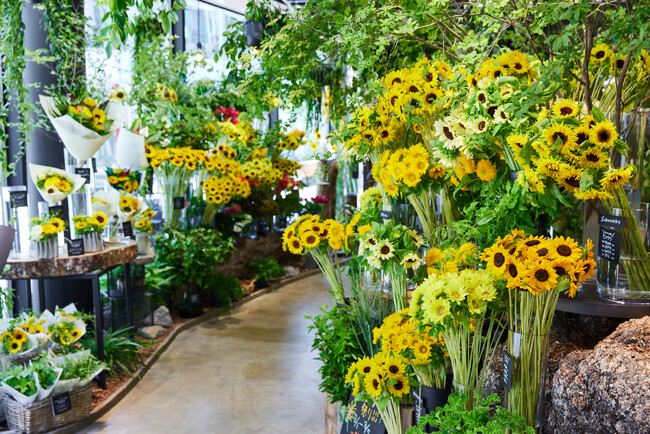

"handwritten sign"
[67,239,85,256]
[173,197,185,210]
[598,214,626,229]
[75,167,91,184]
[9,190,27,208]
[340,398,386,434]
[122,221,134,238]
[379,210,391,220]
[503,352,513,393]
[51,392,72,415]
[598,226,622,264]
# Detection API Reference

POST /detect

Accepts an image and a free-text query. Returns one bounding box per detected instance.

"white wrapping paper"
[116,128,149,169]
[1,372,40,406]
[28,163,86,204]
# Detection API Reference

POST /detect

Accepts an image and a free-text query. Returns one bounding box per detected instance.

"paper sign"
[51,392,72,415]
[122,221,134,238]
[75,167,91,184]
[503,352,513,393]
[598,226,622,264]
[379,210,391,220]
[340,397,386,434]
[67,239,85,256]
[173,197,185,210]
[9,190,28,208]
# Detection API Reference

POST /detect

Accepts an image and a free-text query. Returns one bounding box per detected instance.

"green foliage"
[57,354,107,382]
[31,359,59,389]
[406,393,535,434]
[2,372,37,396]
[145,263,176,308]
[207,272,243,310]
[245,258,285,282]
[306,304,363,406]
[82,326,151,378]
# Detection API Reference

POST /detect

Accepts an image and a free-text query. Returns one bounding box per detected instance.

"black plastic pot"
[254,278,269,289]
[413,374,453,433]
[178,284,204,318]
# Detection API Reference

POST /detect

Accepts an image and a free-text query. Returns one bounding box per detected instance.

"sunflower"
[589,120,618,148]
[551,258,575,279]
[301,232,320,249]
[504,257,523,287]
[557,166,583,192]
[579,147,608,169]
[602,166,635,191]
[364,372,383,399]
[543,123,577,150]
[591,43,611,62]
[413,340,431,362]
[523,261,558,294]
[92,108,106,124]
[8,339,21,354]
[507,50,531,74]
[287,237,303,254]
[109,87,127,101]
[93,211,108,226]
[549,236,581,262]
[50,217,65,230]
[42,223,58,234]
[506,134,528,153]
[387,375,410,398]
[384,356,407,377]
[480,244,508,276]
[423,297,451,324]
[12,328,27,343]
[475,159,497,182]
[428,164,446,179]
[553,100,580,118]
[375,240,395,260]
[401,253,421,269]
[476,283,498,301]
[70,328,83,340]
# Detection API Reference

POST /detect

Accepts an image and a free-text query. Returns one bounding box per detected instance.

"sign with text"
[67,239,85,256]
[173,197,185,210]
[379,210,391,220]
[598,214,626,229]
[503,351,513,393]
[51,392,72,416]
[122,221,134,238]
[598,226,622,264]
[9,190,28,208]
[340,397,386,434]
[74,167,91,184]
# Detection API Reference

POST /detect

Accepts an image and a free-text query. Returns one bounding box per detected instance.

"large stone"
[284,265,300,278]
[153,305,173,328]
[547,316,650,434]
[138,325,167,339]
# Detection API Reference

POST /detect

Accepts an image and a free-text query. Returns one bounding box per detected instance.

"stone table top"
[2,242,139,279]
[556,279,650,319]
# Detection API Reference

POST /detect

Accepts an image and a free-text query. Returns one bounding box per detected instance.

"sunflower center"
[508,263,518,277]
[514,62,523,70]
[380,246,391,255]
[393,381,404,390]
[616,59,625,69]
[552,132,567,144]
[525,240,541,247]
[478,121,486,130]
[436,305,446,316]
[534,269,550,282]
[537,248,549,257]
[554,266,566,277]
[493,70,502,78]
[595,51,605,59]
[598,130,611,143]
[390,96,399,106]
[409,98,420,108]
[586,153,600,162]
[494,252,505,267]
[583,262,592,273]
[381,130,390,138]
[368,238,377,245]
[557,245,572,256]
[425,73,433,82]
[392,78,401,85]
[426,93,437,103]
[576,132,588,144]
[363,366,371,374]
[565,176,581,188]
[409,85,419,93]
[443,126,455,140]
[560,107,573,116]
[306,235,316,244]
[389,365,399,374]
[477,93,486,103]
[292,240,300,248]
[488,106,498,118]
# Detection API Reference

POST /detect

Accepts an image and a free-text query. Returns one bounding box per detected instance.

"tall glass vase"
[157,171,191,226]
[504,330,550,431]
[606,111,648,202]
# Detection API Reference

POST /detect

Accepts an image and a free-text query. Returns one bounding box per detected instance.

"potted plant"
[72,212,108,252]
[246,258,285,289]
[29,213,65,259]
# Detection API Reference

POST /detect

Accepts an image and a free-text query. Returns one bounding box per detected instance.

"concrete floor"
[82,273,331,434]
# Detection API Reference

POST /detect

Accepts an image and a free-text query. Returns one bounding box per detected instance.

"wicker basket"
[3,384,93,433]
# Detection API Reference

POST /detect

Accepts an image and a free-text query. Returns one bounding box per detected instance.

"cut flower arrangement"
[29,214,65,243]
[105,168,141,193]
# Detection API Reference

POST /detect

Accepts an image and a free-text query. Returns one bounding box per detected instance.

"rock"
[284,266,300,277]
[547,316,650,434]
[137,325,167,339]
[153,305,173,328]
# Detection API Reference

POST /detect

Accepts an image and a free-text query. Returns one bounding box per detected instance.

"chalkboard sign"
[67,239,85,256]
[379,210,391,220]
[173,197,185,210]
[598,226,622,264]
[48,205,64,218]
[122,221,134,238]
[9,190,28,208]
[51,392,72,416]
[75,167,91,184]
[598,213,626,229]
[91,158,97,173]
[340,397,386,434]
[503,352,513,393]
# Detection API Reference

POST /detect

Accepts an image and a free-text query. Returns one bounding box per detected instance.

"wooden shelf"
[557,280,650,319]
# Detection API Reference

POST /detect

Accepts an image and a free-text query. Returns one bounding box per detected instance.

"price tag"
[379,210,391,220]
[67,238,85,256]
[122,221,134,238]
[173,197,185,210]
[598,213,626,229]
[9,190,28,208]
[503,352,513,393]
[91,157,97,173]
[75,167,91,184]
[51,392,72,416]
[598,226,622,264]
[509,170,519,181]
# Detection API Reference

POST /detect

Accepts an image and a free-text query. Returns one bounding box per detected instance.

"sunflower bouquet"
[356,220,424,311]
[373,309,448,389]
[424,242,479,277]
[29,164,86,204]
[480,230,594,427]
[48,312,86,347]
[118,193,145,220]
[72,212,109,235]
[0,326,38,357]
[135,209,156,235]
[282,213,355,304]
[345,351,417,434]
[105,168,141,193]
[29,214,65,243]
[409,268,505,410]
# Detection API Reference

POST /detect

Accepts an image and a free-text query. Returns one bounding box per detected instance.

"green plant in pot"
[246,258,285,289]
[207,273,243,309]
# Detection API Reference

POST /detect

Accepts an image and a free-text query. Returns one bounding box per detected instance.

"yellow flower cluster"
[345,351,412,400]
[480,230,595,298]
[372,143,433,196]
[241,157,284,186]
[145,145,210,171]
[203,175,251,205]
[509,106,633,200]
[273,157,301,174]
[0,328,29,354]
[424,242,478,276]
[217,120,257,145]
[73,211,109,234]
[277,129,307,151]
[359,186,383,211]
[66,96,109,133]
[410,269,499,325]
[282,214,350,254]
[39,174,72,195]
[156,83,178,103]
[119,194,142,216]
[49,315,84,346]
[469,50,533,84]
[30,215,66,242]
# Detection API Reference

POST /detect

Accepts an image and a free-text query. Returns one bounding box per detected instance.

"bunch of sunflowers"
[424,242,479,276]
[135,209,156,235]
[203,175,251,205]
[35,173,74,196]
[61,95,114,135]
[48,313,85,347]
[145,145,210,171]
[0,327,32,355]
[72,211,109,235]
[29,213,65,242]
[155,83,178,104]
[282,213,348,254]
[105,168,141,193]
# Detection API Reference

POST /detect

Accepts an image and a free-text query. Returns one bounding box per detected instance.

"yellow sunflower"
[301,232,320,249]
[522,261,558,294]
[543,123,577,150]
[591,43,611,62]
[364,372,383,399]
[475,159,497,182]
[387,375,410,398]
[480,244,508,276]
[579,147,608,169]
[589,121,618,148]
[600,166,634,191]
[553,100,580,118]
[549,236,581,262]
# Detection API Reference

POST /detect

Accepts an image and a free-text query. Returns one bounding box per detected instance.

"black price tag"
[51,392,72,416]
[379,210,391,220]
[9,190,27,208]
[91,158,97,173]
[503,351,513,393]
[509,170,519,181]
[173,197,185,210]
[340,395,386,434]
[48,205,64,218]
[75,167,91,184]
[598,213,626,229]
[598,226,622,264]
[67,238,85,256]
[122,221,134,238]
[189,293,200,304]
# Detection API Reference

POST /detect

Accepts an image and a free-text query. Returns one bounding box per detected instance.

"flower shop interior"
[0,0,649,433]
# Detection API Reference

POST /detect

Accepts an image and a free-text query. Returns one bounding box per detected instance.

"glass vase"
[597,202,650,303]
[2,186,30,259]
[504,330,549,431]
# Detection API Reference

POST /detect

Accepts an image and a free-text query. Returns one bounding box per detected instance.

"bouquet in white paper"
[47,305,86,347]
[118,192,146,220]
[29,163,86,203]
[92,189,120,217]
[115,128,149,169]
[39,94,126,162]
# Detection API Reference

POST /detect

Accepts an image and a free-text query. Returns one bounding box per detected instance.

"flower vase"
[136,233,153,255]
[36,238,57,260]
[82,232,104,253]
[504,331,549,431]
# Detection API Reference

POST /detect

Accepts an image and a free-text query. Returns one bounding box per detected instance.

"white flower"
[401,252,422,269]
[375,239,395,260]
[477,77,493,89]
[366,254,382,269]
[500,84,514,99]
[471,116,489,133]
[494,107,509,124]
[30,225,44,242]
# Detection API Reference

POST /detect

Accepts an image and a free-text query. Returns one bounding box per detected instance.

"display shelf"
[556,280,650,319]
